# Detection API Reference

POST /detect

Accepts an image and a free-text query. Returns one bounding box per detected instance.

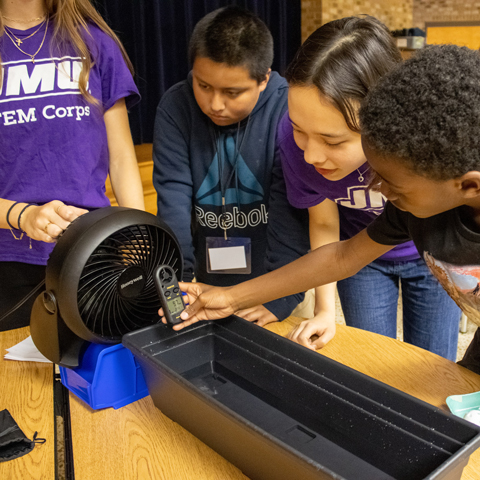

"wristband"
[6,201,21,230]
[17,203,37,233]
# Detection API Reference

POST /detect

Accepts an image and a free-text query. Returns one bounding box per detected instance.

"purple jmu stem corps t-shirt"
[0,21,140,265]
[278,112,419,261]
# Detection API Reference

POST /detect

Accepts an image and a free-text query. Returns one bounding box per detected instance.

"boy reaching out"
[169,44,480,374]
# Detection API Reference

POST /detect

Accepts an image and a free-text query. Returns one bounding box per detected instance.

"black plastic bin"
[123,316,480,480]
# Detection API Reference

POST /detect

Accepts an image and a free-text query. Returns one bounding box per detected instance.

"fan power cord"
[0,279,45,324]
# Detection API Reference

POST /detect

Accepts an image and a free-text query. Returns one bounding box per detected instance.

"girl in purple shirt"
[0,0,145,330]
[281,16,461,360]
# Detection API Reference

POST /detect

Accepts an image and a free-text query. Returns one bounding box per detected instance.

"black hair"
[285,15,401,132]
[188,6,273,83]
[360,44,480,181]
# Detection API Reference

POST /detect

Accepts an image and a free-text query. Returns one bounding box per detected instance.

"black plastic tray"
[123,316,480,480]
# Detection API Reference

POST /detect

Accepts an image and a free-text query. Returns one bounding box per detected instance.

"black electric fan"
[30,207,183,368]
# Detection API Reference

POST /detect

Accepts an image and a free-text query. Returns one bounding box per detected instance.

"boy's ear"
[259,69,271,92]
[458,172,480,198]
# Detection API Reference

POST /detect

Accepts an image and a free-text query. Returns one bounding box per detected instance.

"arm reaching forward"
[164,229,393,330]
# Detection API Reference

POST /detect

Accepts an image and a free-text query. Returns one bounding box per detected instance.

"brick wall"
[301,0,480,39]
[413,0,480,30]
[301,0,413,40]
[301,1,323,42]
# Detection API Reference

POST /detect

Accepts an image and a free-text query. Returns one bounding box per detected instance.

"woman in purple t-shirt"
[0,0,145,330]
[281,16,461,360]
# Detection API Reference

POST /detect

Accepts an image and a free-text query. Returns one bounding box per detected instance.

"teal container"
[447,391,480,419]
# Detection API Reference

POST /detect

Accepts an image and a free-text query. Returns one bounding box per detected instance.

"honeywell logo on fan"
[120,275,144,290]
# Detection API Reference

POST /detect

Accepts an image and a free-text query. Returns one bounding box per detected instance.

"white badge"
[206,237,252,274]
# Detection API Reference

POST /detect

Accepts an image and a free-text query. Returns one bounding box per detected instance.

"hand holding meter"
[154,265,186,325]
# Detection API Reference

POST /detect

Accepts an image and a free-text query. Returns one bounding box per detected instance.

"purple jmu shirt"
[278,112,419,261]
[0,21,140,265]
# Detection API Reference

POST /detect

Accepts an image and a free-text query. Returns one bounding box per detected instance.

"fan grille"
[77,224,181,340]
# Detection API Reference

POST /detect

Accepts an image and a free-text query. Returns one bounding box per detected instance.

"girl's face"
[288,86,366,181]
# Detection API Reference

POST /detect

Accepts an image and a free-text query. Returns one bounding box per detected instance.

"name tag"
[206,237,251,274]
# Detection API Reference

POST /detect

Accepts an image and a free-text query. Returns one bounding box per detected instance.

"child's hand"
[159,282,236,331]
[235,305,279,326]
[287,312,336,350]
[20,201,88,242]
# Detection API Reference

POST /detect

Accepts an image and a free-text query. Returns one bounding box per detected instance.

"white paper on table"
[4,335,52,363]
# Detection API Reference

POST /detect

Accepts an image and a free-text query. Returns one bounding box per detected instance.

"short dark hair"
[360,44,480,181]
[285,15,401,132]
[188,6,273,83]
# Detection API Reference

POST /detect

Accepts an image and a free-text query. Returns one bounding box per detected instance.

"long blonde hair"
[0,0,134,105]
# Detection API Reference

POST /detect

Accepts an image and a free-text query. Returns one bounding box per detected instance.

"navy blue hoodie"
[153,71,309,320]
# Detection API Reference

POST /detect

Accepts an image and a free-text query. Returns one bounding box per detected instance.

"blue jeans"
[336,258,461,361]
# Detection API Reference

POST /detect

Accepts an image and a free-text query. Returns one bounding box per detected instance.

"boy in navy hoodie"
[153,6,309,325]
[169,44,480,373]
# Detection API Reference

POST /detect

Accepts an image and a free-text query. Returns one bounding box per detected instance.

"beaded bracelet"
[6,201,23,240]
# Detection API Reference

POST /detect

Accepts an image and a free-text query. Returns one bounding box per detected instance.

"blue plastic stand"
[59,342,148,410]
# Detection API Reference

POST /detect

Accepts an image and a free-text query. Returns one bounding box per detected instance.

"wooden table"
[0,327,55,480]
[69,391,247,479]
[67,317,480,480]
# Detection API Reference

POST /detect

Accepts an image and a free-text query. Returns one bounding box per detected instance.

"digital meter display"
[167,296,184,315]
